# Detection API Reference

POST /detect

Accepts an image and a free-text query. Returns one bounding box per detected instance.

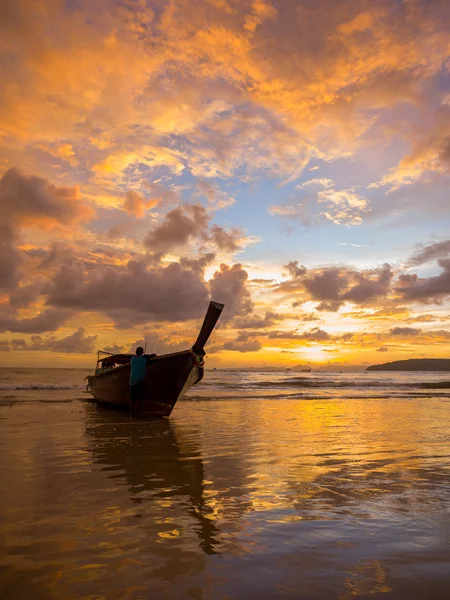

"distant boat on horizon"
[85,301,224,417]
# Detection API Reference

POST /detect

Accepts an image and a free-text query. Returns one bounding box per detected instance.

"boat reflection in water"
[84,404,219,558]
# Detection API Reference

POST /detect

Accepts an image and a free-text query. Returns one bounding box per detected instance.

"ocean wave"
[0,397,89,405]
[420,381,450,389]
[185,391,450,401]
[205,378,450,390]
[0,383,84,390]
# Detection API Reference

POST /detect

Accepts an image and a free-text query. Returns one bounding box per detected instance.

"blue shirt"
[130,355,147,386]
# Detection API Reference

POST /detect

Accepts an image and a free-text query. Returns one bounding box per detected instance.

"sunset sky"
[1,0,450,369]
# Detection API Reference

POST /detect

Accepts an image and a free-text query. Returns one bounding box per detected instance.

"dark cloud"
[409,240,450,265]
[389,327,422,336]
[179,252,216,274]
[249,278,276,285]
[209,263,253,323]
[268,328,331,341]
[339,332,354,342]
[105,225,126,240]
[0,167,91,231]
[305,264,393,308]
[315,300,343,312]
[233,310,282,329]
[46,259,210,325]
[232,315,269,329]
[265,310,284,321]
[28,328,97,353]
[210,225,241,253]
[283,260,307,278]
[377,346,389,352]
[11,339,27,350]
[342,264,393,303]
[144,204,209,256]
[0,233,23,289]
[397,273,417,286]
[0,308,73,334]
[0,340,11,351]
[440,137,450,163]
[0,169,91,290]
[300,312,322,321]
[266,330,303,339]
[40,242,75,269]
[299,328,330,341]
[144,204,244,258]
[265,329,354,344]
[277,261,394,311]
[22,247,48,260]
[303,268,349,306]
[9,279,44,308]
[5,328,97,353]
[223,332,262,353]
[397,258,450,303]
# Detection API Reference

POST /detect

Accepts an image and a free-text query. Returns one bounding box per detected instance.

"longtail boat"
[85,301,224,417]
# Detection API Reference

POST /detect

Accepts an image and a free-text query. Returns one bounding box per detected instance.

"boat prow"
[86,301,224,417]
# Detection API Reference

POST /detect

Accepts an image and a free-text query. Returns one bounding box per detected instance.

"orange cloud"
[2,0,449,187]
[123,191,159,218]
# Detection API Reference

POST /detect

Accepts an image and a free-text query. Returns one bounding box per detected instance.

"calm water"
[1,368,450,599]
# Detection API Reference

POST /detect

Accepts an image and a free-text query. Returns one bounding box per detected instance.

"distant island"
[367,359,450,371]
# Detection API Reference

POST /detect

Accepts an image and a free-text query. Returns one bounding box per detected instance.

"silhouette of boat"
[86,301,224,417]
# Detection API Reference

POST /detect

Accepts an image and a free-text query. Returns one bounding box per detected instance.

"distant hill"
[367,359,450,371]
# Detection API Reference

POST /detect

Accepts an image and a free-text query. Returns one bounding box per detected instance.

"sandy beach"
[1,368,450,599]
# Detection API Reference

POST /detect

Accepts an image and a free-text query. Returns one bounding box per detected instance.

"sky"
[1,0,450,370]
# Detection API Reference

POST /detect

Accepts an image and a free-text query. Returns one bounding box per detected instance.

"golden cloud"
[2,0,449,187]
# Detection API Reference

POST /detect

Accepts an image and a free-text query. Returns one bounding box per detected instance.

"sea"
[1,367,450,599]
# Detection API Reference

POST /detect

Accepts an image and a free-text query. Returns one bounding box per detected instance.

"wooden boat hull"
[86,350,202,417]
[86,301,223,417]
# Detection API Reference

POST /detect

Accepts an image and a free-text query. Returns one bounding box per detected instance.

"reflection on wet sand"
[85,405,219,555]
[1,395,450,599]
[85,398,450,599]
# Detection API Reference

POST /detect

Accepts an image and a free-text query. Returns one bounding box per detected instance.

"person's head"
[135,346,144,356]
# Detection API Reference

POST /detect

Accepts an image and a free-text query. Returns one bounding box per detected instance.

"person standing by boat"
[129,346,147,417]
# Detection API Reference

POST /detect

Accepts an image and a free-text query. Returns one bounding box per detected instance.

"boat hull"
[86,350,202,417]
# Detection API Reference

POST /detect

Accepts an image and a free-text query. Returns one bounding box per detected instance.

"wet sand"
[1,396,450,599]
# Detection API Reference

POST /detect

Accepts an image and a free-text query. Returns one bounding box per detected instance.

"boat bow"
[191,301,224,356]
